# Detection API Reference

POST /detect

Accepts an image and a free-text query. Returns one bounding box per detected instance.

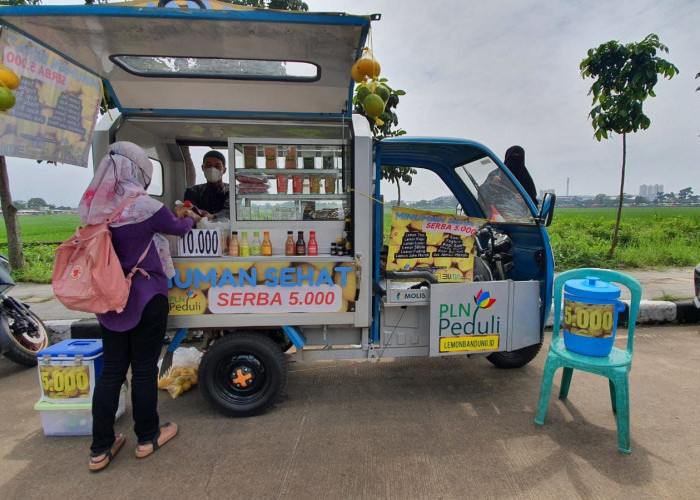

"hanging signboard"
[385,207,487,282]
[0,28,101,167]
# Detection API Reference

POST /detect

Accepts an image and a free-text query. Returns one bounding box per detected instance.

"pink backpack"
[52,197,152,314]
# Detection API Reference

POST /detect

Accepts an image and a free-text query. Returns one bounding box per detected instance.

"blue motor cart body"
[0,3,555,415]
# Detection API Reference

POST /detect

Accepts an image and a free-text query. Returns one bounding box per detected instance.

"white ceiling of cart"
[1,10,367,115]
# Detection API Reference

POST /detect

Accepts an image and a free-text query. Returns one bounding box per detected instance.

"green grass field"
[2,206,699,282]
[0,214,80,243]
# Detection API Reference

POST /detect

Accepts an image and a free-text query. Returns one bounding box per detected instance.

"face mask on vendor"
[203,167,223,183]
[202,152,226,184]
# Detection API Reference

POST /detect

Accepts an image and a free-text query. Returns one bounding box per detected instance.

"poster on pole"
[0,28,101,167]
[385,207,487,282]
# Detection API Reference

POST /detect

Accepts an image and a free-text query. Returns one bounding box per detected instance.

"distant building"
[639,184,663,200]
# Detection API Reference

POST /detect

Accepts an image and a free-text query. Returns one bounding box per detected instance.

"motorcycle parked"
[0,254,49,367]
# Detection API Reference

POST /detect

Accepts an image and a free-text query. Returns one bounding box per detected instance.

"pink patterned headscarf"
[78,141,175,278]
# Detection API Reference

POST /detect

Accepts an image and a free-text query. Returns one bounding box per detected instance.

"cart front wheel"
[199,333,286,417]
[486,342,542,369]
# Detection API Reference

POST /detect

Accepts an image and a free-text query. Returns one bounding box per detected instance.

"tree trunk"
[608,133,626,257]
[396,180,402,207]
[0,156,26,271]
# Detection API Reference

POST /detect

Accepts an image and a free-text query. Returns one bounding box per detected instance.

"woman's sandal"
[88,434,126,473]
[134,422,178,459]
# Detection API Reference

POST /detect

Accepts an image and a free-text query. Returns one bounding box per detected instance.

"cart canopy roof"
[0,5,372,118]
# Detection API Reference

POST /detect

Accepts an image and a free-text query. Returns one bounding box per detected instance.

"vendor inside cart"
[183,150,230,220]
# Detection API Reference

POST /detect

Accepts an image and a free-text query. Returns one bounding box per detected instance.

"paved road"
[1,324,699,498]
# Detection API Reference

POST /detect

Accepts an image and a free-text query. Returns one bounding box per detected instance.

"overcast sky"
[4,0,700,205]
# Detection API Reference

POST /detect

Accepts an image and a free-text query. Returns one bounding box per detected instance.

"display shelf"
[235,193,348,201]
[175,254,354,262]
[236,168,343,177]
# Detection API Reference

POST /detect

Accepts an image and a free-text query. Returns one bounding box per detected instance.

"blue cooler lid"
[37,339,103,358]
[564,276,621,300]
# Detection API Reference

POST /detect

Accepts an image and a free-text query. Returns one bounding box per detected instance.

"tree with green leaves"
[26,197,48,209]
[580,33,678,256]
[353,79,415,206]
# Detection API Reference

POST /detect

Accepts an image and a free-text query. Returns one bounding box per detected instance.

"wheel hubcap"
[231,365,254,388]
[214,353,269,404]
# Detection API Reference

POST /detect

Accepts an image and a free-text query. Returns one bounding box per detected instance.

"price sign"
[563,300,615,338]
[39,364,92,400]
[178,228,221,257]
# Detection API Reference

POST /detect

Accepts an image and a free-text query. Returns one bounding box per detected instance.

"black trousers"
[90,295,168,455]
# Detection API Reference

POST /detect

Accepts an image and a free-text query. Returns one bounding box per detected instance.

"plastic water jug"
[562,276,626,356]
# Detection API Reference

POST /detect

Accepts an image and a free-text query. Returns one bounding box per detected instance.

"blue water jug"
[562,276,626,356]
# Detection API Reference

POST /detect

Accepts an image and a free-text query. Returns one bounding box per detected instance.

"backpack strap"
[107,196,154,281]
[126,239,154,281]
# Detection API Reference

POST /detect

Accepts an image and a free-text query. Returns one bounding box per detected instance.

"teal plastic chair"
[534,268,642,454]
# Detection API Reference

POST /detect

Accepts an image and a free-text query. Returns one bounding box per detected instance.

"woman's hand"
[185,209,202,223]
[174,203,189,219]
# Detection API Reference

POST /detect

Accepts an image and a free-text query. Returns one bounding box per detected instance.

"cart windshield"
[454,156,534,224]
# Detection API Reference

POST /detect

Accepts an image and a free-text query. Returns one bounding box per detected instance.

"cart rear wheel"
[486,342,542,369]
[199,333,286,417]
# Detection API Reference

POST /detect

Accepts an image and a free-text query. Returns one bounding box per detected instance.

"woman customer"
[80,142,201,472]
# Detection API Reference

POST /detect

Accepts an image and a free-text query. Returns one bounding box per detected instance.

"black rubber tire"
[0,306,49,367]
[199,333,286,417]
[486,341,542,369]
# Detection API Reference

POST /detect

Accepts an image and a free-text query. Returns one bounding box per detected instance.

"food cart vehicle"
[0,3,556,417]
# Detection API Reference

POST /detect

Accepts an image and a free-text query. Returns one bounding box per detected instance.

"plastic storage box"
[36,339,103,403]
[34,387,126,436]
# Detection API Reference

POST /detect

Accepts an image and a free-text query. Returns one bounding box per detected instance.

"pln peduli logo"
[474,289,496,310]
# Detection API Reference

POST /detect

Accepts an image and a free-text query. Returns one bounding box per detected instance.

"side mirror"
[539,193,556,227]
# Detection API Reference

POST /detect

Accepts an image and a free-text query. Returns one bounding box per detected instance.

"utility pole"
[566,177,570,196]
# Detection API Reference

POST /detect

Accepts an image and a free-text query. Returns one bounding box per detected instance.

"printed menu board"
[386,207,486,282]
[0,29,101,167]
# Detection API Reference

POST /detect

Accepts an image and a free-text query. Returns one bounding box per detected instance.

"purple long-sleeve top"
[96,205,195,332]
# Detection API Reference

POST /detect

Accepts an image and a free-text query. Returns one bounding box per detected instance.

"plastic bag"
[157,347,203,399]
[196,218,230,230]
